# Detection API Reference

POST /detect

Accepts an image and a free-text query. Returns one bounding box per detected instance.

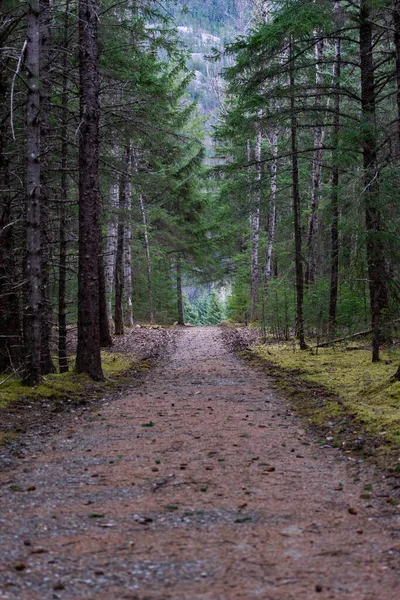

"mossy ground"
[249,342,400,464]
[0,352,145,446]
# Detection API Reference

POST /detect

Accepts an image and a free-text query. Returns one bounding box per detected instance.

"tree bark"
[305,36,324,286]
[114,169,126,336]
[105,183,118,323]
[359,0,388,362]
[176,255,184,325]
[250,117,262,321]
[39,0,56,375]
[76,0,104,380]
[24,0,42,385]
[264,128,278,284]
[99,246,112,346]
[58,4,70,373]
[139,194,155,324]
[289,40,307,350]
[393,0,400,150]
[124,145,134,327]
[328,17,341,337]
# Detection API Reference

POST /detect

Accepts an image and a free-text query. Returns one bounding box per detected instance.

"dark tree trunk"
[114,171,126,336]
[0,68,21,372]
[328,27,341,337]
[289,40,307,350]
[359,0,388,362]
[39,0,56,375]
[24,0,42,385]
[176,255,184,325]
[58,3,70,373]
[0,198,21,372]
[76,0,104,380]
[393,0,400,149]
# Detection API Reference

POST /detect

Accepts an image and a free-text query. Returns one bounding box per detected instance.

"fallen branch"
[315,318,400,348]
[315,328,373,348]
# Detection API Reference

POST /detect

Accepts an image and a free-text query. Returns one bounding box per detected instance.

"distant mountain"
[170,1,247,34]
[170,1,252,148]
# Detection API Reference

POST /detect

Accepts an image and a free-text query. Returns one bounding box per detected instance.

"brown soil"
[0,327,399,600]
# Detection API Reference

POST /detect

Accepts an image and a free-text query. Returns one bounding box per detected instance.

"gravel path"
[0,327,399,600]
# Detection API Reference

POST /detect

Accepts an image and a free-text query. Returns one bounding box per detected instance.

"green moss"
[0,351,138,409]
[252,343,400,448]
[0,432,18,446]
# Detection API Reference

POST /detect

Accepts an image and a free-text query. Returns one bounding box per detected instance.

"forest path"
[0,327,399,600]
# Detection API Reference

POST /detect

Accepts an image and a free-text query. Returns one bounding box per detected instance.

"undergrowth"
[249,342,400,463]
[0,352,145,445]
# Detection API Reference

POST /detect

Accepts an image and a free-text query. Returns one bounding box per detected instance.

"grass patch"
[249,342,400,462]
[0,432,18,446]
[0,351,135,409]
[0,352,146,445]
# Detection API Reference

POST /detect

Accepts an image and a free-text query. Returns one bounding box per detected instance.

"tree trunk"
[76,0,104,380]
[0,65,21,372]
[139,194,155,324]
[359,0,388,362]
[328,19,341,337]
[105,183,118,322]
[289,40,307,350]
[39,0,56,375]
[114,169,126,336]
[305,37,324,286]
[176,255,184,325]
[250,118,262,322]
[24,0,42,385]
[99,247,112,346]
[264,128,278,284]
[58,5,69,373]
[0,199,21,373]
[393,0,400,151]
[124,145,134,327]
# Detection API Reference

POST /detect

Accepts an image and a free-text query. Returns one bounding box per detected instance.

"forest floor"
[0,326,400,600]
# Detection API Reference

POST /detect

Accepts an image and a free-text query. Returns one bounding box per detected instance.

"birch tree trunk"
[250,119,262,321]
[305,36,324,286]
[124,145,134,327]
[139,194,155,324]
[24,0,42,385]
[328,11,341,337]
[105,183,118,323]
[76,0,104,380]
[99,243,112,347]
[264,128,278,284]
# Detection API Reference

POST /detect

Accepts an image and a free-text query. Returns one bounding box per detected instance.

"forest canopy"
[0,0,399,386]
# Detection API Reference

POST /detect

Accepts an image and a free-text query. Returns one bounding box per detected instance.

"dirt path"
[0,327,399,600]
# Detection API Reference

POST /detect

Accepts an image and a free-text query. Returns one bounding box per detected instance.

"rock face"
[173,1,252,133]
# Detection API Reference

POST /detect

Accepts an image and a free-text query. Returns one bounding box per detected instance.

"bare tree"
[76,0,104,380]
[24,0,42,385]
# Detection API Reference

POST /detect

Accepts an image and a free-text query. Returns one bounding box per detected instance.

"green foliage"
[183,289,226,325]
[203,290,225,324]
